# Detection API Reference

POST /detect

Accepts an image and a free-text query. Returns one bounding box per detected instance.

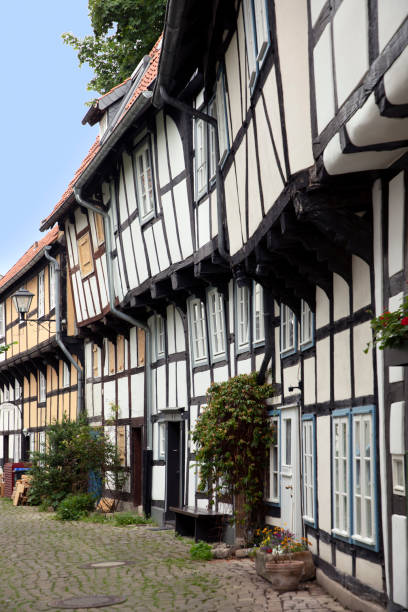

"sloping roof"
[0,225,60,291]
[41,35,162,231]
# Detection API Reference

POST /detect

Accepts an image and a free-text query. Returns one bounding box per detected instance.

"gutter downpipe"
[159,86,229,262]
[44,246,84,418]
[73,187,152,454]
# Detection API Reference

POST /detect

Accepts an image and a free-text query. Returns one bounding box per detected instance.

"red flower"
[401,317,408,326]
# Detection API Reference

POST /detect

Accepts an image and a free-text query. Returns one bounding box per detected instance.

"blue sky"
[0,2,99,275]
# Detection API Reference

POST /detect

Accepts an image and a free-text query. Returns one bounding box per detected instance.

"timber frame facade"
[0,1,400,610]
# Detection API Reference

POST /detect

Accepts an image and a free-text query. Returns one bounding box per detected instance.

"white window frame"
[15,380,21,401]
[243,0,270,91]
[0,302,4,338]
[134,139,155,223]
[253,283,265,345]
[267,414,280,504]
[302,417,316,525]
[158,422,166,460]
[49,263,55,310]
[236,284,250,351]
[392,455,406,496]
[352,412,375,546]
[208,98,218,182]
[189,298,208,365]
[39,371,46,403]
[300,299,314,348]
[195,117,208,199]
[207,288,226,361]
[38,270,45,318]
[216,69,230,164]
[280,304,296,356]
[62,362,70,389]
[332,414,350,538]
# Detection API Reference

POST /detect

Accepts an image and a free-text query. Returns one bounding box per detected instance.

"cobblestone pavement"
[0,500,348,612]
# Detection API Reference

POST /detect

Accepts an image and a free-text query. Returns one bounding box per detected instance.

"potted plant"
[254,527,313,591]
[365,296,408,366]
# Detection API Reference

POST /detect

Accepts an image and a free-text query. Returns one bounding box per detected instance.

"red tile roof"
[0,225,60,290]
[41,35,162,230]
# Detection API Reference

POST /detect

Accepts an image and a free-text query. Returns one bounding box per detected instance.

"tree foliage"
[192,373,275,537]
[28,414,125,510]
[62,0,167,95]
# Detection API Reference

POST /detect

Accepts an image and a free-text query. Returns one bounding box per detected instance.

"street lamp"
[12,288,34,321]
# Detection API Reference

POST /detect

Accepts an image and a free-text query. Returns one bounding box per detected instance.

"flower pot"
[290,550,315,581]
[384,344,408,367]
[255,551,304,592]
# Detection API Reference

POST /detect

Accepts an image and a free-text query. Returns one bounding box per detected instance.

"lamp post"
[12,288,34,322]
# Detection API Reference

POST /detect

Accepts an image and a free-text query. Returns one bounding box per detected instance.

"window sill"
[280,347,297,359]
[140,210,156,227]
[300,340,314,352]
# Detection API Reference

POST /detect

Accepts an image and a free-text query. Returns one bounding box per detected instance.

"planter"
[290,550,315,581]
[384,344,408,367]
[255,551,304,592]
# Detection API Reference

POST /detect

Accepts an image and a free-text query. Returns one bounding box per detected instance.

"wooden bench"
[169,506,230,542]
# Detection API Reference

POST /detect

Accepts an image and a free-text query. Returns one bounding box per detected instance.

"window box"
[384,343,408,367]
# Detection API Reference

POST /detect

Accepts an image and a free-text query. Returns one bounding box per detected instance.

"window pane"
[285,419,292,465]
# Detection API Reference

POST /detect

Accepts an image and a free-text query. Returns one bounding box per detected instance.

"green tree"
[62,0,166,96]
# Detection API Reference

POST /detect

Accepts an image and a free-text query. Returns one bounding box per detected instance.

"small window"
[0,303,4,337]
[189,298,208,364]
[392,455,406,496]
[237,285,250,350]
[78,233,94,278]
[208,99,217,181]
[158,423,166,459]
[62,362,70,389]
[134,140,155,222]
[267,416,280,503]
[284,418,292,466]
[352,414,374,545]
[332,415,349,537]
[38,270,45,318]
[280,304,296,356]
[216,69,230,163]
[207,289,226,360]
[156,316,165,358]
[302,418,316,524]
[39,372,46,403]
[243,0,270,90]
[253,283,265,344]
[49,264,55,310]
[195,118,208,198]
[300,300,314,348]
[94,212,105,246]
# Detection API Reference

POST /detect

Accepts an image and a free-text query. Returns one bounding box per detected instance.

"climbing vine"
[192,372,275,536]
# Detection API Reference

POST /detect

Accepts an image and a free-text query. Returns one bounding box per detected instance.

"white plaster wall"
[175,311,185,352]
[353,321,374,397]
[225,33,242,142]
[168,362,176,408]
[355,558,383,592]
[347,93,408,147]
[255,99,284,212]
[316,286,330,328]
[389,292,404,383]
[117,377,129,419]
[303,357,316,405]
[334,330,351,401]
[193,370,211,398]
[225,165,244,255]
[155,112,170,186]
[388,171,405,277]
[247,122,263,237]
[187,462,197,506]
[173,181,193,259]
[93,383,102,417]
[283,364,301,398]
[392,514,408,607]
[103,380,115,415]
[166,116,184,178]
[352,256,371,312]
[336,550,353,576]
[390,401,405,454]
[176,361,188,408]
[74,208,88,234]
[333,273,350,320]
[213,365,229,383]
[156,365,166,412]
[262,67,286,180]
[316,337,330,403]
[383,46,408,105]
[274,0,313,173]
[316,415,332,533]
[152,465,165,500]
[161,192,182,264]
[378,0,408,51]
[319,540,332,564]
[153,222,170,271]
[313,25,335,133]
[308,534,318,555]
[237,358,251,375]
[310,0,326,25]
[333,0,369,106]
[131,373,144,418]
[197,199,211,248]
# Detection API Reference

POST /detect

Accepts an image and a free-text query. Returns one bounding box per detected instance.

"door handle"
[285,485,293,490]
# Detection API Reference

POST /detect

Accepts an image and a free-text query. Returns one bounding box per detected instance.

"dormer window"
[99,112,108,138]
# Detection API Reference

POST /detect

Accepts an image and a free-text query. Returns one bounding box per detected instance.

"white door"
[280,405,302,538]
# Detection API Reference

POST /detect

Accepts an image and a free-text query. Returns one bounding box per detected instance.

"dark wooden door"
[132,428,142,506]
[3,435,9,465]
[166,422,182,517]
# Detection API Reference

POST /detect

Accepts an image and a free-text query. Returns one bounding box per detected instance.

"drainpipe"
[73,187,152,452]
[159,86,229,262]
[44,246,84,418]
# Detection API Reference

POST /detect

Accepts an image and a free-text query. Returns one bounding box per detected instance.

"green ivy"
[192,372,275,536]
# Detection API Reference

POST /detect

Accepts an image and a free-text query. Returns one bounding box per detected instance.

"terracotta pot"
[255,551,304,592]
[290,550,315,581]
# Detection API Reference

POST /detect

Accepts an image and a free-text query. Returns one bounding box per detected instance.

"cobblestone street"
[0,500,348,612]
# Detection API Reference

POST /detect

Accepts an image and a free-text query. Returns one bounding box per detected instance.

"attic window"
[99,112,108,138]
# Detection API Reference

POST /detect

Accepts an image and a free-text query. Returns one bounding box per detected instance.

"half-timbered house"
[0,226,82,464]
[38,1,408,609]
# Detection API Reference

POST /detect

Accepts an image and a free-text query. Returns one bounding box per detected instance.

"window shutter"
[78,233,94,278]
